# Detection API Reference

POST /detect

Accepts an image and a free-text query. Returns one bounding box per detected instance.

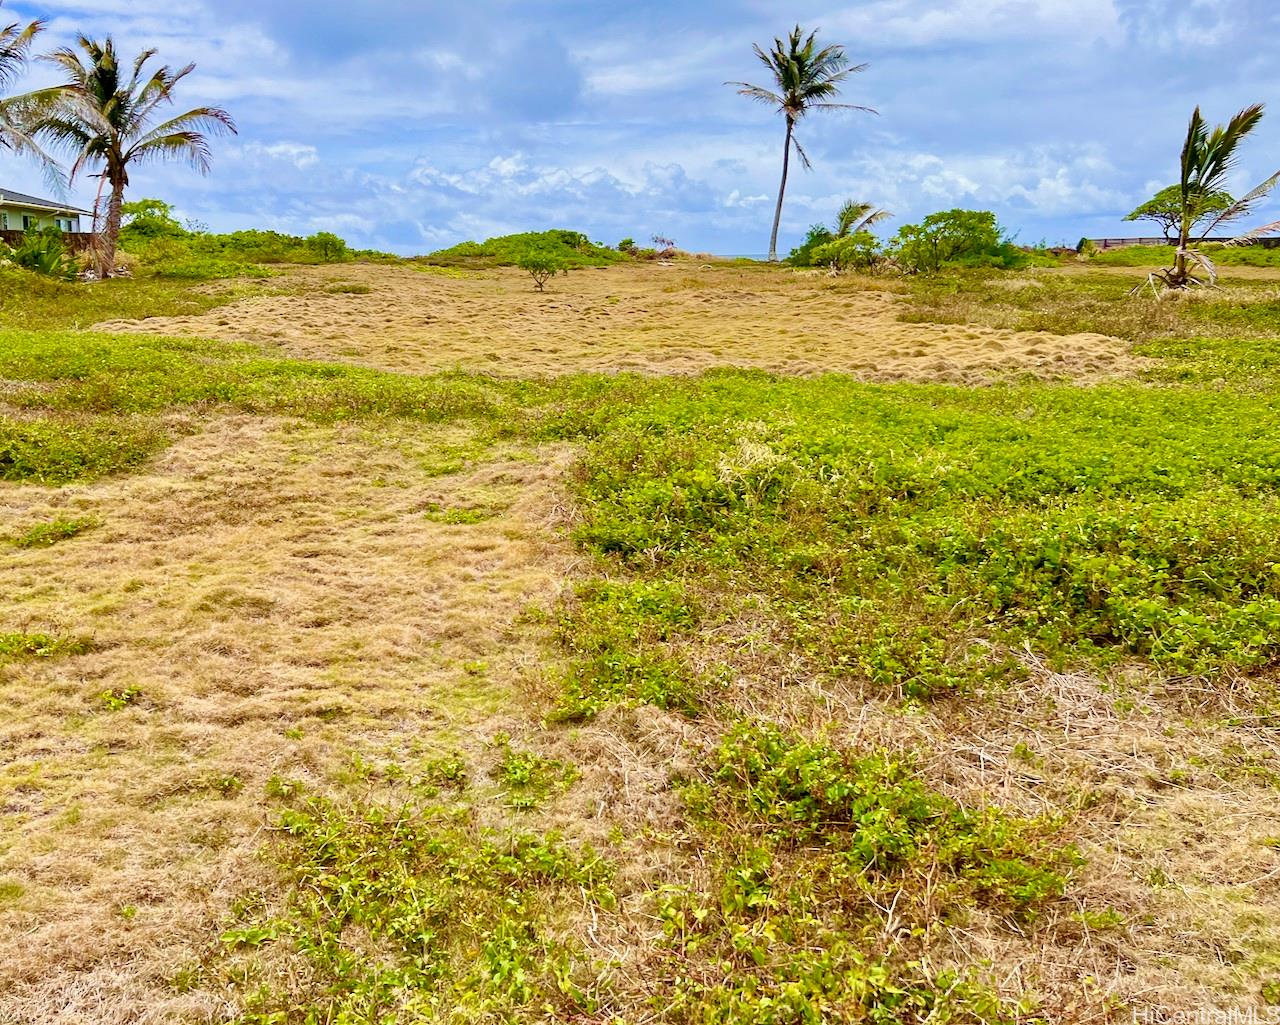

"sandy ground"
[97,262,1139,384]
[0,418,575,1024]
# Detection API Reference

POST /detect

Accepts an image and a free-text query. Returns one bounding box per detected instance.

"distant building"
[0,188,92,232]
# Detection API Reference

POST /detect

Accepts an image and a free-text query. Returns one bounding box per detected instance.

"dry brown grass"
[0,416,576,1024]
[97,261,1139,385]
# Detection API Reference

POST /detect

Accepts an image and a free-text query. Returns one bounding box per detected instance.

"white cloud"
[824,0,1122,47]
[240,142,320,170]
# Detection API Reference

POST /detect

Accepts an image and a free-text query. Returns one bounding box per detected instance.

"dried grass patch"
[97,262,1140,386]
[0,415,576,1024]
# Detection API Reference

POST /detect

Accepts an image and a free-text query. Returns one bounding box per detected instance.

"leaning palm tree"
[1139,104,1280,293]
[729,25,874,262]
[32,36,235,277]
[834,199,891,238]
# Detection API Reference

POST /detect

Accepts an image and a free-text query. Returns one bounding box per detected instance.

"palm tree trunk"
[98,179,124,278]
[1172,215,1189,287]
[768,116,794,262]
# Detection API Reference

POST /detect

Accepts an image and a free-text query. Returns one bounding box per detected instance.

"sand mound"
[97,262,1139,384]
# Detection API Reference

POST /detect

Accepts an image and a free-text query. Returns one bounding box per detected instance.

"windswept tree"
[728,25,874,262]
[1141,104,1280,292]
[33,37,235,276]
[1124,184,1233,242]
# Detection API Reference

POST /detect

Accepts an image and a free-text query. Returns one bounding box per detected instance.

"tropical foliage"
[1140,104,1280,292]
[31,35,236,277]
[789,199,891,269]
[7,225,77,280]
[729,25,873,261]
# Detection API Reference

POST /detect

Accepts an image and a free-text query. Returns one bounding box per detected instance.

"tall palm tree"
[834,199,890,238]
[0,5,52,168]
[729,25,874,262]
[1155,104,1279,290]
[33,36,235,276]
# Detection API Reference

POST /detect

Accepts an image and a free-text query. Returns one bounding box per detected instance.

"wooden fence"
[1089,236,1280,250]
[0,230,99,253]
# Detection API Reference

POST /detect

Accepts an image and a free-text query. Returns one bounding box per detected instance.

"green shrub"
[517,249,566,291]
[809,230,883,272]
[119,198,186,241]
[888,210,1023,274]
[306,231,347,263]
[785,223,833,267]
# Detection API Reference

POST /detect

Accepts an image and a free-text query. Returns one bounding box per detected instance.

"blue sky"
[5,0,1279,255]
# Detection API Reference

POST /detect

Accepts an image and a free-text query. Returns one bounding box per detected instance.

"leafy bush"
[424,230,627,269]
[517,249,566,291]
[889,209,1024,274]
[809,230,883,272]
[785,223,834,266]
[115,201,388,279]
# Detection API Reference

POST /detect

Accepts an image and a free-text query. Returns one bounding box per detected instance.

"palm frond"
[728,82,784,107]
[128,130,212,172]
[1197,170,1280,239]
[127,105,235,162]
[1227,219,1280,246]
[0,6,43,92]
[790,132,812,171]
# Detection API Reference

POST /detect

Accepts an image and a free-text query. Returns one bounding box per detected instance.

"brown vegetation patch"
[97,262,1139,384]
[0,416,574,1024]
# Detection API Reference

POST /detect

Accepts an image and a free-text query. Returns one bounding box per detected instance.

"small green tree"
[517,249,565,291]
[120,198,185,238]
[307,231,347,262]
[888,210,1012,274]
[1124,184,1233,242]
[617,237,636,254]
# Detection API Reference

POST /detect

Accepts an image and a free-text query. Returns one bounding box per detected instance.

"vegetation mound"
[420,229,628,269]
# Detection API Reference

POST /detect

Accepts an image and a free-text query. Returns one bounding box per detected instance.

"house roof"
[0,188,92,216]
